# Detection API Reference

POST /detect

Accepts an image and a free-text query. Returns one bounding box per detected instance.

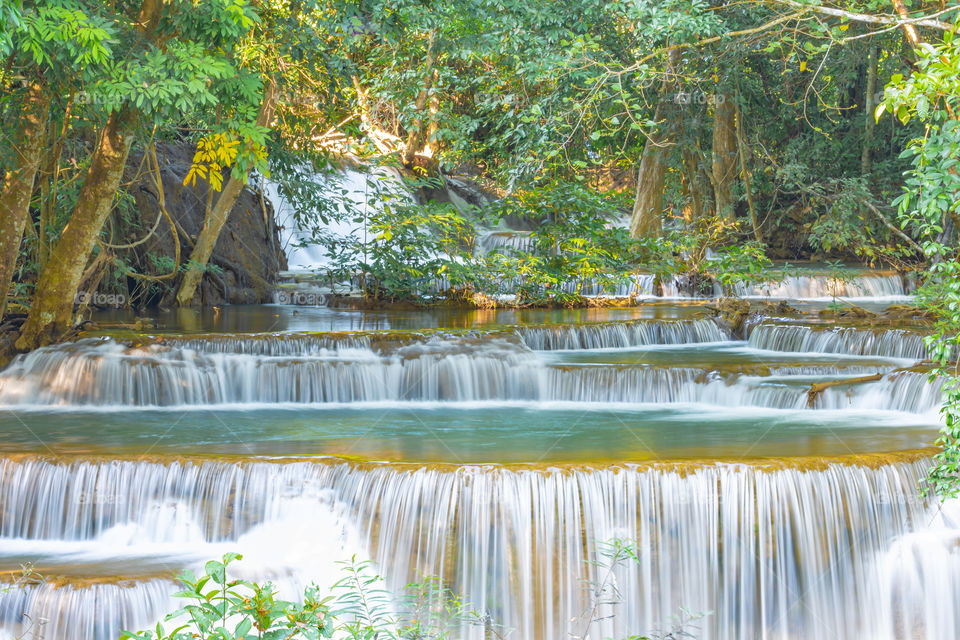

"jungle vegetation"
[2,0,960,490]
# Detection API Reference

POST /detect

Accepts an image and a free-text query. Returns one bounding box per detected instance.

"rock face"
[113,143,285,307]
[414,172,498,210]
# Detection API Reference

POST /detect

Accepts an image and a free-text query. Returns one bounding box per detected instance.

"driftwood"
[806,373,884,407]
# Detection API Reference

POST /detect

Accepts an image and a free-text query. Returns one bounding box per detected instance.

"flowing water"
[269,167,916,305]
[0,301,954,640]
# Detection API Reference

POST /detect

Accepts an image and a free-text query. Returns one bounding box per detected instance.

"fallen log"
[807,373,884,407]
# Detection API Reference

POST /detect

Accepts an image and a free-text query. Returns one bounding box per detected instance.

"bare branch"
[858,197,924,255]
[770,0,957,32]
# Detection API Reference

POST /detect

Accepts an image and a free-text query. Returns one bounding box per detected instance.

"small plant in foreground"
[120,553,500,640]
[121,549,703,640]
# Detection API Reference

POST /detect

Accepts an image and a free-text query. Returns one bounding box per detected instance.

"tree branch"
[858,197,924,255]
[770,0,956,32]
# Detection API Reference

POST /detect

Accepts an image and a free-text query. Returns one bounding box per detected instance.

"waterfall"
[269,167,407,272]
[0,336,546,406]
[265,167,913,304]
[518,317,729,350]
[0,331,940,412]
[476,230,535,254]
[0,301,947,640]
[870,499,960,639]
[0,455,948,640]
[658,273,910,300]
[814,370,944,413]
[738,273,909,299]
[0,580,176,640]
[747,324,930,360]
[150,333,376,355]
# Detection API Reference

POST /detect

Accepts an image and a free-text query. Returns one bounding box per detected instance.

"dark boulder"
[109,142,286,307]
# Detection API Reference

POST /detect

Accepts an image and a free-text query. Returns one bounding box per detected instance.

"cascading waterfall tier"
[0,579,176,640]
[517,317,729,350]
[0,325,939,412]
[747,323,930,360]
[0,308,947,640]
[0,453,953,640]
[736,272,909,299]
[270,171,912,304]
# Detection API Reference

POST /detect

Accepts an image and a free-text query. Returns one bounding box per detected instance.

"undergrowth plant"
[121,550,703,640]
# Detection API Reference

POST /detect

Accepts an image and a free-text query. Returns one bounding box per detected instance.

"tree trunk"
[0,82,50,318]
[861,44,878,175]
[735,103,761,242]
[891,0,921,48]
[711,94,737,221]
[401,31,439,168]
[37,96,74,270]
[175,78,278,306]
[15,106,136,350]
[422,90,440,159]
[681,148,710,224]
[629,51,679,238]
[630,137,669,237]
[807,373,884,407]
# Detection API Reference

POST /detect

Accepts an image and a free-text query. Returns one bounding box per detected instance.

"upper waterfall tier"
[0,454,952,640]
[734,272,910,299]
[0,324,934,410]
[517,317,729,350]
[747,323,931,359]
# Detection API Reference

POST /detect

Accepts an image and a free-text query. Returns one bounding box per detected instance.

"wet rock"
[767,300,801,316]
[818,304,878,320]
[413,172,499,214]
[883,304,936,322]
[708,297,752,337]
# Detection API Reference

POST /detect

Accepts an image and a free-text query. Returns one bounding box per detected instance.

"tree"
[12,0,259,349]
[0,82,49,318]
[175,78,277,306]
[0,1,113,319]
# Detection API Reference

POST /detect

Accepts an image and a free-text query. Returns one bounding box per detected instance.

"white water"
[737,273,909,299]
[0,580,176,640]
[0,307,949,640]
[268,167,912,302]
[0,456,952,640]
[270,167,407,271]
[870,500,960,639]
[0,326,937,412]
[748,323,930,360]
[517,317,729,350]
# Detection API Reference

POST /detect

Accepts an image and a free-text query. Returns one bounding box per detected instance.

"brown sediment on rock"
[323,293,651,311]
[0,571,177,589]
[816,303,937,326]
[882,303,937,322]
[706,297,752,337]
[783,312,932,332]
[0,447,937,475]
[82,314,724,351]
[89,328,520,355]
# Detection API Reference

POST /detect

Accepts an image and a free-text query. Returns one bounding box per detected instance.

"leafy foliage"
[883,33,960,498]
[122,550,701,640]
